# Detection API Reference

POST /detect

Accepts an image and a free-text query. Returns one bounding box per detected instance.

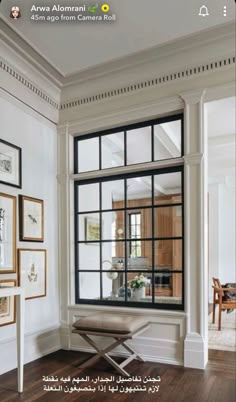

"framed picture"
[0,193,16,273]
[85,217,100,242]
[0,139,22,188]
[0,280,16,327]
[18,249,47,300]
[19,196,44,242]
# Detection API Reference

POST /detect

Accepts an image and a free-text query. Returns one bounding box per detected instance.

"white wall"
[208,183,220,302]
[0,93,60,374]
[219,184,235,284]
[208,182,235,301]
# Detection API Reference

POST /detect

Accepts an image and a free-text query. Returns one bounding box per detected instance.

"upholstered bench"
[72,313,149,376]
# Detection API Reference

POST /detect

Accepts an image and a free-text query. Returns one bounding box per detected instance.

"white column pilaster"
[181,89,208,369]
[57,124,74,349]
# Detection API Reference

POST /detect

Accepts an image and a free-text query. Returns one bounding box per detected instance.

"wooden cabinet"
[112,194,182,298]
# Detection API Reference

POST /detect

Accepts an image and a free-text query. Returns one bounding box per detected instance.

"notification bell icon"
[199,5,209,17]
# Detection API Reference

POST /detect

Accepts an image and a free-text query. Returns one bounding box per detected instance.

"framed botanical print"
[0,193,16,273]
[0,139,22,188]
[19,195,44,242]
[18,249,47,300]
[0,280,16,327]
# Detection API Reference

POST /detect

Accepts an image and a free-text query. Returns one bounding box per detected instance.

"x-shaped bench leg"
[114,337,145,363]
[78,334,142,376]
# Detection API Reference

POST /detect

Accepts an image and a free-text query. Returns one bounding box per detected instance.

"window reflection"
[154,120,181,161]
[78,138,99,172]
[102,133,124,169]
[127,126,152,164]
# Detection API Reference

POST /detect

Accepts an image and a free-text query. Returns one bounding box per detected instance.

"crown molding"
[60,55,235,111]
[1,16,234,89]
[0,58,60,110]
[0,18,235,115]
[0,16,63,88]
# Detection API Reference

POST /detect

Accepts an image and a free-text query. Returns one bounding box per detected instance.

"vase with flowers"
[128,274,149,301]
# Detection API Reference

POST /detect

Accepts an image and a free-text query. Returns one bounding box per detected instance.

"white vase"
[133,287,145,301]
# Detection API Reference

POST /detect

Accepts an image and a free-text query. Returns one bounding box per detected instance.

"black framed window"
[74,114,184,310]
[74,114,183,174]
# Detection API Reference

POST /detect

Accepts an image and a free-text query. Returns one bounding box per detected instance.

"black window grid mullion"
[74,183,79,301]
[77,165,183,186]
[181,114,184,157]
[77,202,183,215]
[74,138,78,174]
[75,113,183,142]
[99,181,103,300]
[128,212,131,255]
[74,157,184,310]
[99,136,102,170]
[124,178,127,302]
[151,125,154,162]
[77,269,183,273]
[124,130,127,166]
[77,236,183,244]
[181,167,185,308]
[151,175,155,304]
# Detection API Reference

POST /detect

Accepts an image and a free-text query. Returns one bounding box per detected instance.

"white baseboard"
[0,325,61,375]
[184,333,208,369]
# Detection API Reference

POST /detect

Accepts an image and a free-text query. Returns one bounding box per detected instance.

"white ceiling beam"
[154,125,180,158]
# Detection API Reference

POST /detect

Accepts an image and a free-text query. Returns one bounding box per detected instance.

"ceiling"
[0,0,235,75]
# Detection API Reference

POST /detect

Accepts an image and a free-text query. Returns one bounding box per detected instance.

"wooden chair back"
[212,277,223,301]
[212,277,236,330]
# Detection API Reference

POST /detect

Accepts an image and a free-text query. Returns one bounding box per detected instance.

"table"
[0,286,25,393]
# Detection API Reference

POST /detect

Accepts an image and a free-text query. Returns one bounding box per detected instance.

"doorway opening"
[206,96,236,353]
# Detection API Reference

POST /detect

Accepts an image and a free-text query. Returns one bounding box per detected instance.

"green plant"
[128,274,149,289]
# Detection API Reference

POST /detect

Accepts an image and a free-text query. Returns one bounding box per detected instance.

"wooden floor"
[0,350,235,402]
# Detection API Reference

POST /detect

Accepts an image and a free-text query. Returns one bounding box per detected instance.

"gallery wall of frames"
[0,139,47,327]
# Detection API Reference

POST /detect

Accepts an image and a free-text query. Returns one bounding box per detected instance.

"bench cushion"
[73,313,148,334]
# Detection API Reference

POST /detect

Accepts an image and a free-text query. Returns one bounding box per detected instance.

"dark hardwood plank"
[0,350,235,402]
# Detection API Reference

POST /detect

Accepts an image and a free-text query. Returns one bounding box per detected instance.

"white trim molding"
[0,17,63,85]
[183,88,208,369]
[0,59,60,110]
[184,154,203,166]
[62,306,186,367]
[63,96,184,136]
[1,18,235,117]
[61,57,234,110]
[184,333,207,369]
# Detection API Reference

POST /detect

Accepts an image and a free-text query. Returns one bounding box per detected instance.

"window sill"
[67,303,186,317]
